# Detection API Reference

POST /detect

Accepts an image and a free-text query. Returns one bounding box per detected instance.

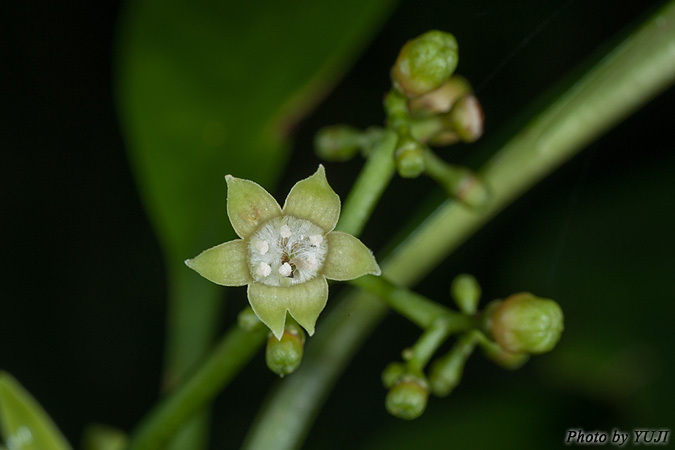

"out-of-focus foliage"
[0,373,71,450]
[116,0,397,264]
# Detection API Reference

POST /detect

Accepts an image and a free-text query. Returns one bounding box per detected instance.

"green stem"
[423,149,489,208]
[127,325,267,450]
[162,267,222,450]
[336,129,397,236]
[406,319,452,371]
[350,275,460,329]
[429,330,479,396]
[351,274,476,370]
[243,5,675,450]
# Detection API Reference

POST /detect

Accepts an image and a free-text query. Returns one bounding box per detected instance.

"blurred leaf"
[115,0,398,264]
[0,372,71,450]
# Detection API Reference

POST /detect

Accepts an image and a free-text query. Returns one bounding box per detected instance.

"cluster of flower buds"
[314,30,489,209]
[381,275,564,419]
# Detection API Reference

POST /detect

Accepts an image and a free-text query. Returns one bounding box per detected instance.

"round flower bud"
[382,362,407,389]
[391,31,459,98]
[395,137,426,178]
[385,377,429,420]
[490,293,564,354]
[265,326,305,376]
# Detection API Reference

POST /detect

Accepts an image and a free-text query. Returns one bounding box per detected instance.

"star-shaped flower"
[186,166,381,340]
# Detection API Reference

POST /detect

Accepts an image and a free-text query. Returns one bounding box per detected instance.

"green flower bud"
[450,273,481,314]
[395,136,425,178]
[391,31,459,98]
[385,377,429,420]
[265,325,305,376]
[444,94,484,143]
[381,362,407,388]
[314,125,364,161]
[490,293,564,354]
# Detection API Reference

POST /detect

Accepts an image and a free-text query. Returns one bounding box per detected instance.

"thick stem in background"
[242,3,675,449]
[127,324,267,450]
[162,267,222,450]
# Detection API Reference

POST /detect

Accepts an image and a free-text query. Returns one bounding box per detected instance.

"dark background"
[3,0,674,448]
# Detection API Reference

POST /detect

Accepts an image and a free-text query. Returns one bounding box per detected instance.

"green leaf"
[0,372,71,450]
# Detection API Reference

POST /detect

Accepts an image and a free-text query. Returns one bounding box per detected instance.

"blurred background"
[3,0,674,448]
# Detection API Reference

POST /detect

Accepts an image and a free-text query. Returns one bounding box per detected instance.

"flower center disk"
[248,216,327,287]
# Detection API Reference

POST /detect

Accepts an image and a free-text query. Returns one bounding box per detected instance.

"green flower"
[186,166,381,340]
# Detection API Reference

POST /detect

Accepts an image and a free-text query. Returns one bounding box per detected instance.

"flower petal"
[185,239,251,286]
[226,175,282,238]
[248,277,328,339]
[282,165,340,232]
[323,231,381,281]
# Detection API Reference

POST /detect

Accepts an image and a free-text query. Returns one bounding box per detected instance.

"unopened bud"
[450,273,481,314]
[395,137,425,178]
[382,362,407,388]
[385,377,429,420]
[489,293,564,354]
[444,94,484,143]
[391,31,459,98]
[265,325,305,376]
[314,125,364,161]
[409,76,473,116]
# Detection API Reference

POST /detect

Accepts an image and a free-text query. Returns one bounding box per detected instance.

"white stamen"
[280,225,292,238]
[309,234,323,246]
[256,262,271,277]
[278,262,293,277]
[254,240,269,255]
